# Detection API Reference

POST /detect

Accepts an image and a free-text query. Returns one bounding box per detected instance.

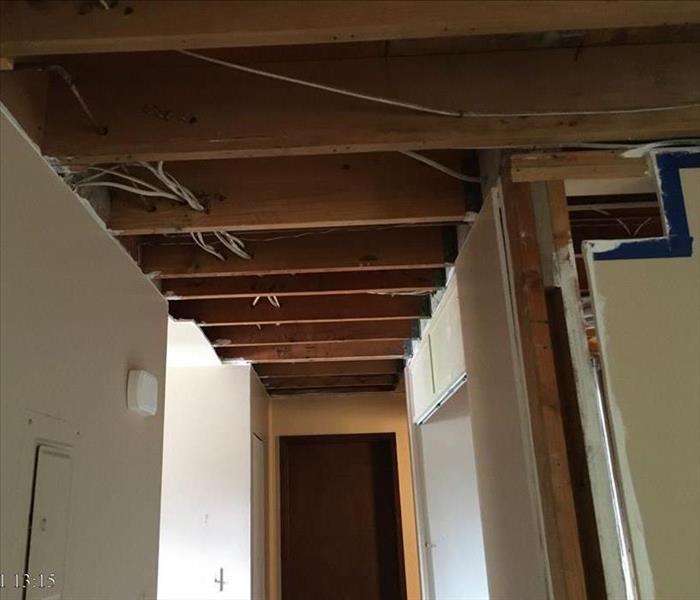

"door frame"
[279,433,407,600]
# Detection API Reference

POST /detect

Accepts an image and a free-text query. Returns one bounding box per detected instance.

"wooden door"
[280,434,406,600]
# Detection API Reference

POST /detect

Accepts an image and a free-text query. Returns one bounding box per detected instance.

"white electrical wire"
[70,161,251,262]
[214,231,252,260]
[191,231,225,260]
[252,295,281,308]
[400,150,480,183]
[178,49,700,119]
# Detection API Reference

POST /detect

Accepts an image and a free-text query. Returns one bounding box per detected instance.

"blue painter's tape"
[592,150,697,261]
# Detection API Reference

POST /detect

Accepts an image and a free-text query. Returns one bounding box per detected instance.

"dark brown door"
[280,433,407,600]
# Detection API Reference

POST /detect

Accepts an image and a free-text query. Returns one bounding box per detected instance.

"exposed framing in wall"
[498,149,666,599]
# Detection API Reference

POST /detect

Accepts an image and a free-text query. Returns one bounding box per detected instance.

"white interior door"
[25,445,73,600]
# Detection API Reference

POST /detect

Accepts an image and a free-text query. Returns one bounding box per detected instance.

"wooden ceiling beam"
[206,320,419,346]
[218,339,408,362]
[142,226,457,278]
[170,294,430,326]
[270,385,397,395]
[265,374,397,389]
[26,42,699,164]
[4,1,698,57]
[255,360,403,378]
[106,153,467,235]
[511,151,650,182]
[162,268,445,299]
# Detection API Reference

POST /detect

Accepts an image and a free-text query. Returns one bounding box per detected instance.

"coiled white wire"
[71,162,250,261]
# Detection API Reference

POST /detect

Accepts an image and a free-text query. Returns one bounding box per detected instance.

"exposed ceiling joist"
[3,1,697,57]
[255,360,403,378]
[170,294,430,326]
[270,385,397,395]
[205,320,419,347]
[219,339,408,362]
[9,42,695,163]
[162,269,445,300]
[265,374,397,390]
[141,226,457,278]
[510,151,650,182]
[106,153,468,235]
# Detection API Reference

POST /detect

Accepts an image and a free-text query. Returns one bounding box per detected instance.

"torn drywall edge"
[582,242,656,598]
[0,104,165,300]
[591,150,698,261]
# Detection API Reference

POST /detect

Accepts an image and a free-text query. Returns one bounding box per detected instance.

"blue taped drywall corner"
[592,150,697,261]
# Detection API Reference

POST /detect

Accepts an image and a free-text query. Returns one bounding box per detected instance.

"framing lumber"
[170,294,430,326]
[162,269,445,299]
[206,320,419,346]
[218,340,407,362]
[265,374,397,389]
[511,151,650,183]
[270,385,396,395]
[501,166,587,599]
[255,360,403,378]
[142,226,457,278]
[543,179,627,596]
[32,43,700,163]
[107,153,467,235]
[3,1,697,57]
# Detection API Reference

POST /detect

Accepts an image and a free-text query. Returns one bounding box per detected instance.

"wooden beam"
[219,340,407,362]
[4,1,698,57]
[511,151,649,182]
[34,42,700,163]
[265,374,397,389]
[163,268,445,299]
[171,294,430,326]
[142,226,456,278]
[270,385,396,395]
[107,152,466,235]
[255,360,402,378]
[0,71,49,146]
[501,166,587,599]
[206,320,419,346]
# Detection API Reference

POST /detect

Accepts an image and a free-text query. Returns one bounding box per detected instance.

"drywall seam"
[492,185,553,597]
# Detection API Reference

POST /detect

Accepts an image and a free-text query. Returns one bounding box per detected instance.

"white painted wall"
[454,194,549,599]
[584,163,700,598]
[158,365,253,600]
[416,386,489,599]
[0,110,168,599]
[165,318,221,368]
[159,317,271,600]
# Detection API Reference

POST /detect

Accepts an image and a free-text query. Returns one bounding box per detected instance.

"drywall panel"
[250,370,270,600]
[428,282,466,400]
[408,337,434,422]
[0,110,167,600]
[166,318,221,367]
[454,195,548,599]
[267,387,421,600]
[585,162,700,598]
[250,369,270,441]
[416,386,488,599]
[252,434,266,600]
[158,365,252,600]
